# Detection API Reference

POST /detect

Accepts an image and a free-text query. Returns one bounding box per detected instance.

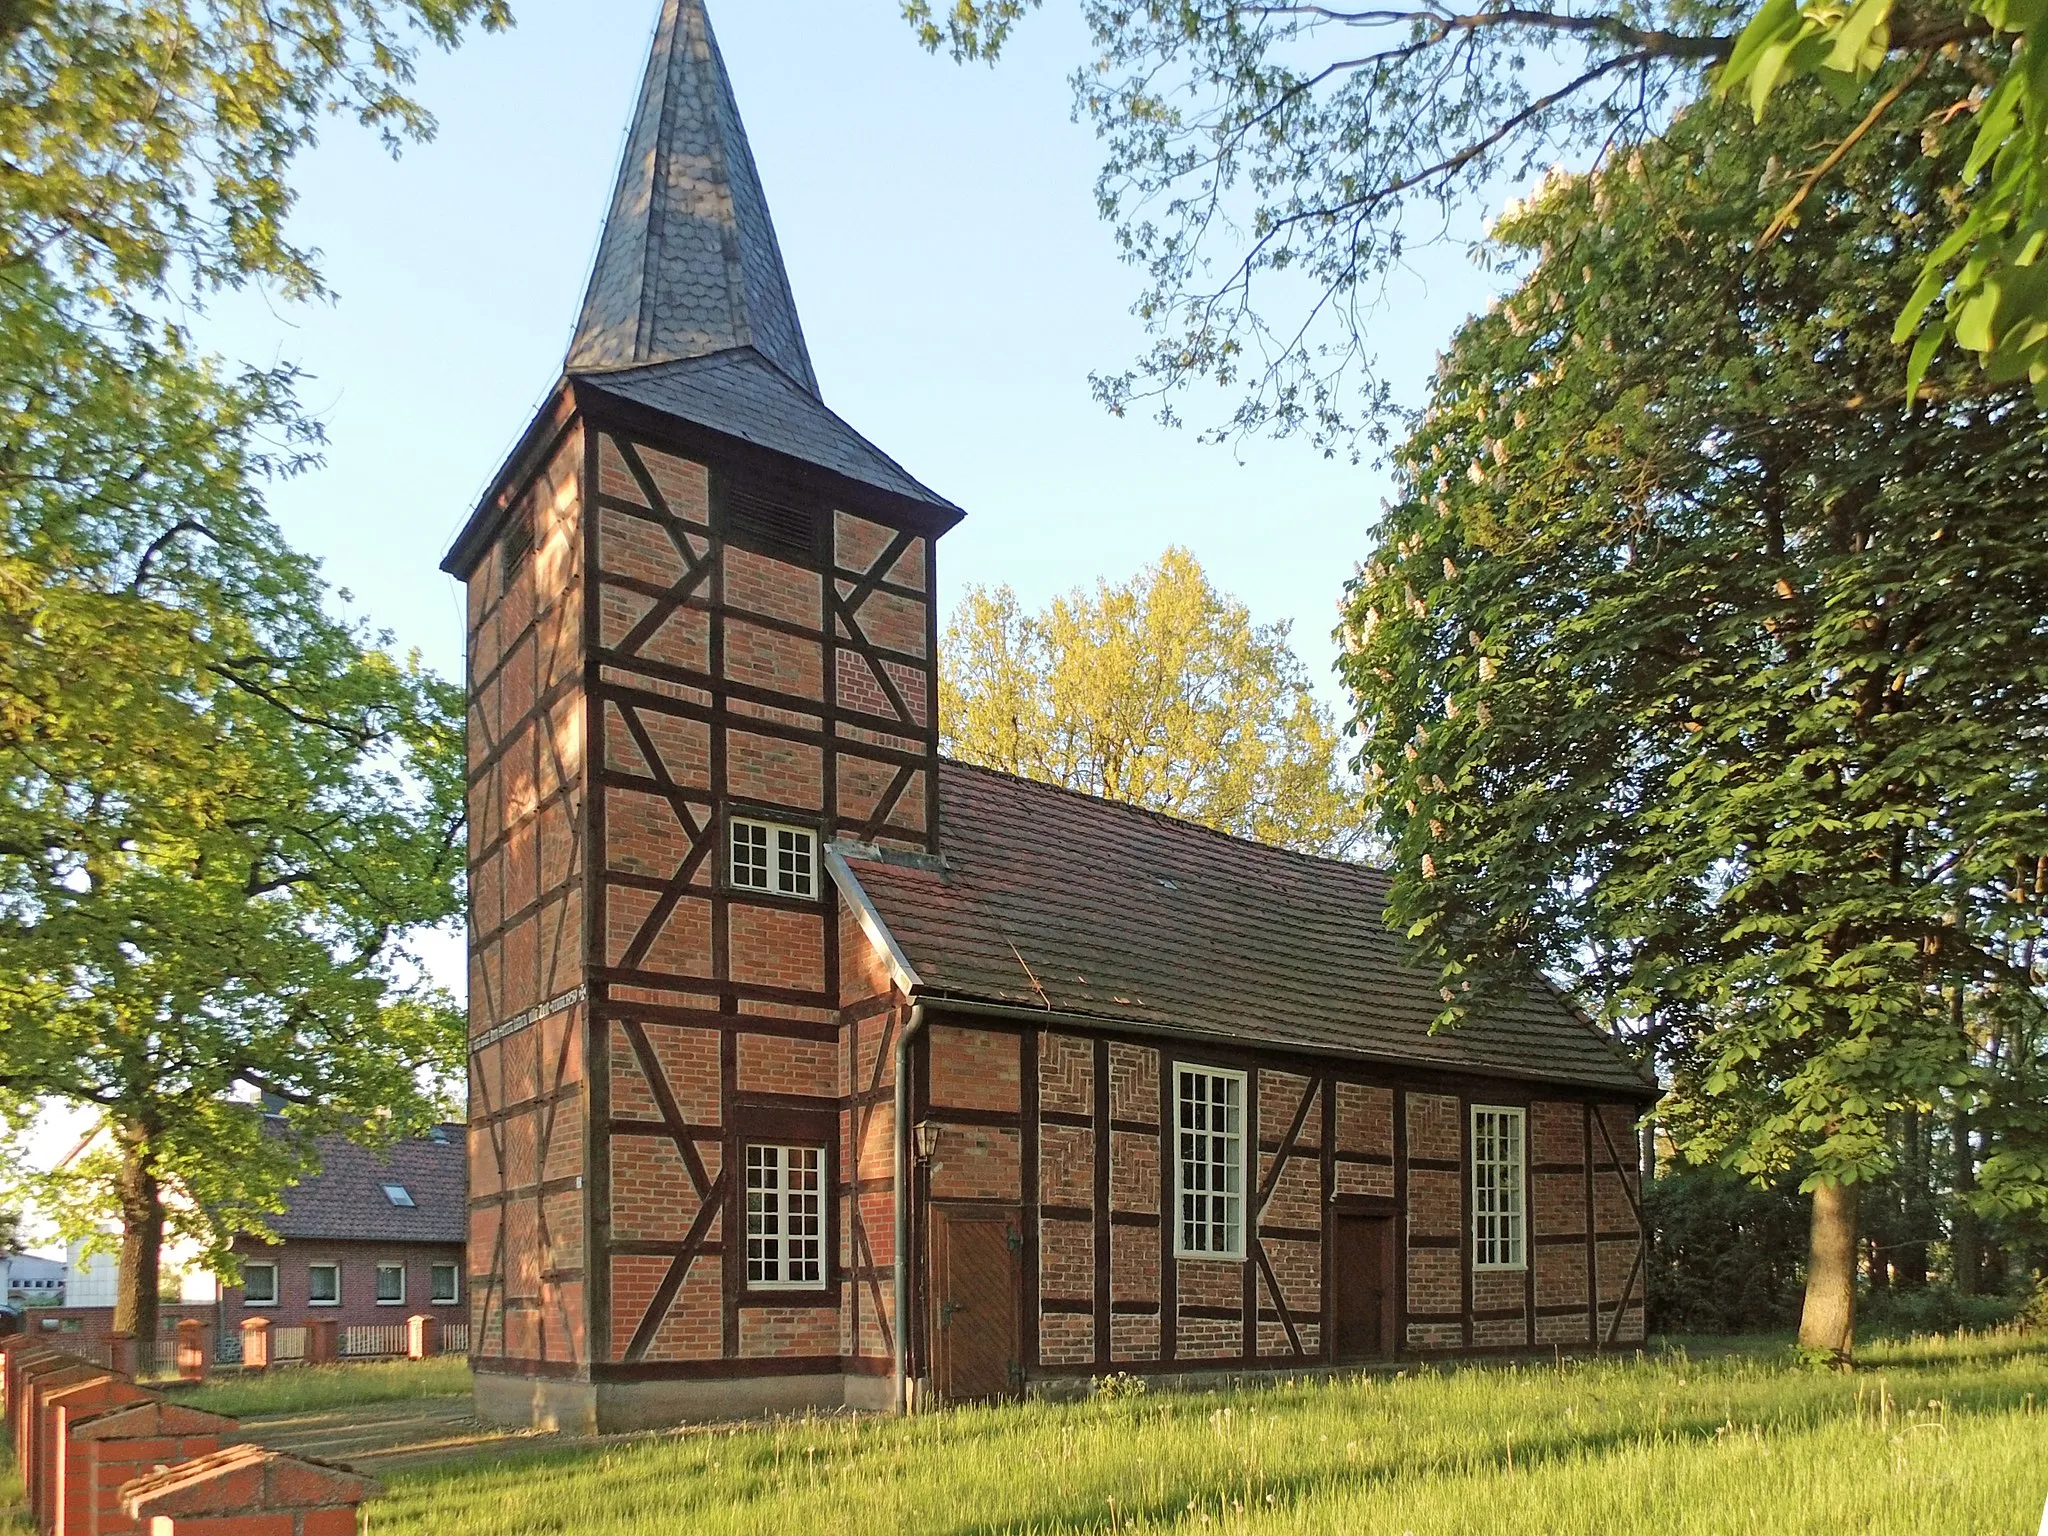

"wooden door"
[1331,1214,1395,1362]
[930,1205,1021,1403]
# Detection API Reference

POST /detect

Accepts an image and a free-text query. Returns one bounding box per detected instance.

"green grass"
[177,1356,472,1419]
[364,1334,2048,1534]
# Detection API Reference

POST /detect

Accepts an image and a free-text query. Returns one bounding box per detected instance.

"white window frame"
[744,1143,827,1291]
[307,1263,342,1307]
[1174,1065,1248,1261]
[429,1262,461,1305]
[374,1262,407,1306]
[241,1261,278,1307]
[1471,1105,1527,1271]
[729,817,818,899]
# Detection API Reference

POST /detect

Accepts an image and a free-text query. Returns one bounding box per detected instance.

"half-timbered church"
[447,0,1656,1433]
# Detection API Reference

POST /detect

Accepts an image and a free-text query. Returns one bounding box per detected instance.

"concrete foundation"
[472,1369,894,1434]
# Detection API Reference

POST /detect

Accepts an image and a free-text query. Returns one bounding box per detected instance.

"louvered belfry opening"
[715,467,824,567]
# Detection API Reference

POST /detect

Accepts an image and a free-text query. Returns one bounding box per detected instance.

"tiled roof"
[259,1125,466,1245]
[578,349,963,516]
[838,763,1655,1096]
[568,0,819,392]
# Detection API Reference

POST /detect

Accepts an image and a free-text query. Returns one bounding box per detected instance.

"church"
[445,0,1655,1433]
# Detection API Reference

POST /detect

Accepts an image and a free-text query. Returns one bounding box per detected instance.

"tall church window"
[1176,1066,1246,1259]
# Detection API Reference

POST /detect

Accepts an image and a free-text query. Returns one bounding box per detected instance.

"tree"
[942,547,1373,856]
[907,1,2039,445]
[0,0,503,1339]
[1337,70,2048,1356]
[0,264,468,1342]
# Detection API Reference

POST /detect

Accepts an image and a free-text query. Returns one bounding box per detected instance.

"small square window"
[730,818,816,898]
[375,1263,406,1305]
[308,1263,341,1306]
[430,1263,460,1305]
[382,1184,416,1208]
[242,1262,278,1306]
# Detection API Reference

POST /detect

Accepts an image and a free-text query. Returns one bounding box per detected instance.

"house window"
[1176,1067,1246,1259]
[1472,1106,1527,1270]
[430,1263,460,1305]
[308,1263,341,1306]
[744,1144,825,1290]
[382,1184,416,1208]
[729,818,816,899]
[375,1263,406,1305]
[241,1262,278,1307]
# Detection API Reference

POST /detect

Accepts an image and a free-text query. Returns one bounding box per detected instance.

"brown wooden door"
[1332,1214,1395,1362]
[930,1205,1021,1403]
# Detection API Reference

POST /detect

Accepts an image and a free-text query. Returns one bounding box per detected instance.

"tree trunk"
[1798,1178,1858,1361]
[1953,1109,1979,1296]
[1896,1108,1929,1289]
[111,1129,163,1345]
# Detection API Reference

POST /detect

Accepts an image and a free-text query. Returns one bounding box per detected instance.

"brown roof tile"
[838,762,1653,1096]
[258,1124,466,1245]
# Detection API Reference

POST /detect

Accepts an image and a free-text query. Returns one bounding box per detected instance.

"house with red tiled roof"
[445,0,1654,1434]
[219,1124,467,1347]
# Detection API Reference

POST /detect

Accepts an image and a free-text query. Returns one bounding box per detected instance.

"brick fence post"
[238,1318,270,1373]
[174,1320,208,1384]
[104,1333,134,1381]
[71,1399,238,1536]
[20,1356,101,1522]
[44,1372,154,1536]
[120,1444,380,1536]
[405,1314,438,1361]
[306,1319,338,1366]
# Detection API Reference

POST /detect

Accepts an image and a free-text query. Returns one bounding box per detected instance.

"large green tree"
[943,547,1373,856]
[1339,69,2048,1355]
[0,0,504,1338]
[908,1,2041,442]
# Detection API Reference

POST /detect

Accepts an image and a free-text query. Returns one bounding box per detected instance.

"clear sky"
[23,0,1523,1233]
[191,0,1510,706]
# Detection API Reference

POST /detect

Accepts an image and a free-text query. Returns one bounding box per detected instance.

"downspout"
[893,1000,928,1415]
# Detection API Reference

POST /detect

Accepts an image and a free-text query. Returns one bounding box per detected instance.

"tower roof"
[568,0,820,393]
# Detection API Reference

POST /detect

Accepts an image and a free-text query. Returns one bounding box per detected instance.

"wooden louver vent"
[720,473,821,566]
[498,512,533,590]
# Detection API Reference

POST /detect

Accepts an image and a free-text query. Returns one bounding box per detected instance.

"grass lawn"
[176,1355,472,1419]
[360,1333,2048,1535]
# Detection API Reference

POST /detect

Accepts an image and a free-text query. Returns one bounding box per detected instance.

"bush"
[1646,1162,1808,1334]
[1860,1283,2025,1337]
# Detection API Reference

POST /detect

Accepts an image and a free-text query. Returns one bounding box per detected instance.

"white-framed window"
[744,1144,825,1290]
[430,1262,460,1304]
[382,1184,416,1208]
[1472,1105,1527,1270]
[375,1262,406,1305]
[729,817,817,899]
[1175,1066,1247,1260]
[241,1262,278,1307]
[308,1263,341,1306]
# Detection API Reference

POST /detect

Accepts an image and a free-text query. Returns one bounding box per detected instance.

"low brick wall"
[1,1337,378,1536]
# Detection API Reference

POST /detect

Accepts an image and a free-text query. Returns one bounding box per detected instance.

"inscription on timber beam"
[470,985,587,1054]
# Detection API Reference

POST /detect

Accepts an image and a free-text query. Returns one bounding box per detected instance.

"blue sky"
[23,0,1523,1224]
[192,0,1511,709]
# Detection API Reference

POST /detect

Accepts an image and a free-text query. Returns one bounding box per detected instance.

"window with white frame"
[745,1144,825,1289]
[241,1262,278,1306]
[729,818,817,898]
[308,1263,341,1306]
[1175,1067,1246,1259]
[430,1262,460,1305]
[1472,1106,1527,1269]
[375,1262,406,1305]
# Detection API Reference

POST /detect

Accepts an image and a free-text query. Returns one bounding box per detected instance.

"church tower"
[444,0,961,1431]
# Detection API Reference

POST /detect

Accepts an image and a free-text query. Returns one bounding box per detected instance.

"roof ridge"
[935,756,1392,881]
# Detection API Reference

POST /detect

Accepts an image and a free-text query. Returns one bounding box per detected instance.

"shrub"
[1645,1162,1808,1334]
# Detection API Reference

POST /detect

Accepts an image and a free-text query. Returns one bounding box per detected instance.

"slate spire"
[567,0,820,394]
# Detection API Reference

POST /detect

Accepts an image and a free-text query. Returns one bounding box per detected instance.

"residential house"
[220,1126,468,1337]
[445,0,1656,1433]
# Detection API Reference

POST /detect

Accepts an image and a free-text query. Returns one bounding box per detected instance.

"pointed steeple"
[568,0,820,394]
